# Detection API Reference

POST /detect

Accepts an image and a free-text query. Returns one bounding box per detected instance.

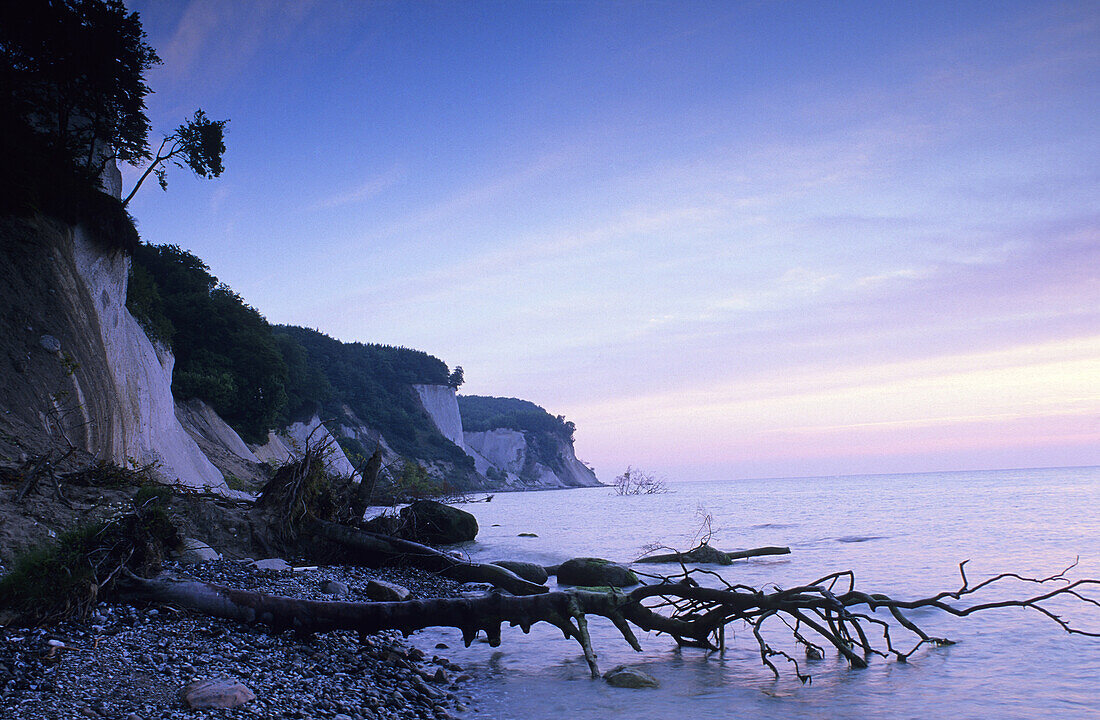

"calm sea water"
[409,467,1100,720]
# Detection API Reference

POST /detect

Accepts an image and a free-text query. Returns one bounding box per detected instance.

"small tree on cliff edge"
[0,0,226,201]
[122,110,227,206]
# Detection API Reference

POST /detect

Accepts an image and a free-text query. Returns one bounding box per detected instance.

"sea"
[408,466,1100,720]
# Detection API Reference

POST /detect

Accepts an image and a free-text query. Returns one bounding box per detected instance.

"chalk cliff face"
[0,215,226,490]
[464,429,601,489]
[70,229,225,488]
[410,385,599,490]
[412,384,465,450]
[0,193,594,494]
[249,415,357,477]
[175,397,265,486]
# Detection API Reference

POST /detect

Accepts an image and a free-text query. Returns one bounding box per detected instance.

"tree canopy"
[122,109,228,207]
[128,243,290,444]
[0,0,226,215]
[458,395,576,443]
[275,326,472,472]
[1,0,158,179]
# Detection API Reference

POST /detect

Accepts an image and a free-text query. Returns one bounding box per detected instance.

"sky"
[123,0,1099,482]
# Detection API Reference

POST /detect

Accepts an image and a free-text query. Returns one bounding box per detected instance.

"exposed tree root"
[119,560,1100,681]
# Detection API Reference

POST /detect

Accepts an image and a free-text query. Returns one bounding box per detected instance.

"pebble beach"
[0,561,477,720]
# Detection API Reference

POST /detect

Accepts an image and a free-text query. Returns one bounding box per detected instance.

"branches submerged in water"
[119,559,1100,682]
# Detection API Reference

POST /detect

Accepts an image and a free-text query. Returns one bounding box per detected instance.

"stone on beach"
[179,677,255,708]
[365,578,411,601]
[177,538,221,564]
[321,578,350,596]
[250,558,292,571]
[490,560,549,584]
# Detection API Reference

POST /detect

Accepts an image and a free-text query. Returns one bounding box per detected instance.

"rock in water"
[399,500,478,544]
[491,560,549,584]
[557,557,638,587]
[603,665,659,688]
[180,677,255,709]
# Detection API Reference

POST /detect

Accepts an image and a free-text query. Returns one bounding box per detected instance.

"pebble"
[0,561,470,719]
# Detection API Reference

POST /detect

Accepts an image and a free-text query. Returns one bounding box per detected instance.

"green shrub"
[126,261,174,344]
[0,523,104,622]
[0,502,177,625]
[133,484,173,507]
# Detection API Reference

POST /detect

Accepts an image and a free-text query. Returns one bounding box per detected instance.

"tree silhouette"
[122,110,227,206]
[1,0,226,201]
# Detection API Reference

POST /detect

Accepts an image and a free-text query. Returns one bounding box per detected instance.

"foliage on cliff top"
[1,0,226,217]
[1,0,158,177]
[0,113,140,252]
[275,326,472,470]
[458,395,576,443]
[125,245,469,470]
[127,243,295,443]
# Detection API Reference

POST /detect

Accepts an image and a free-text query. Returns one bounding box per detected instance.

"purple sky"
[124,1,1099,481]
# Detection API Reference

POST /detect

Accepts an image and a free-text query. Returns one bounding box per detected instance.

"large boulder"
[491,560,549,584]
[177,538,221,564]
[398,500,478,545]
[365,579,410,601]
[557,557,638,587]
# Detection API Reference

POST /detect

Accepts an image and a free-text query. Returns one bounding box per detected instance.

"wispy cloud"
[306,166,405,211]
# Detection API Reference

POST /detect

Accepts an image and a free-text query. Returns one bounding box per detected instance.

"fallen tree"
[311,519,548,596]
[6,442,1098,683]
[636,542,791,565]
[117,559,1100,681]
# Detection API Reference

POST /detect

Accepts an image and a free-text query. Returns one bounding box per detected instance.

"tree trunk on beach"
[310,520,549,596]
[118,561,1100,681]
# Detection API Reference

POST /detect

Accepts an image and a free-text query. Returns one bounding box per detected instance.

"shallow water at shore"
[411,466,1100,720]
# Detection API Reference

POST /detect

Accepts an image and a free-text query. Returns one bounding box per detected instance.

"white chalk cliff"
[249,415,357,477]
[0,171,594,494]
[68,227,226,489]
[412,384,465,450]
[464,428,601,489]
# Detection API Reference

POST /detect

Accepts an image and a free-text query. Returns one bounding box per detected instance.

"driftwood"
[348,450,383,523]
[119,560,1100,682]
[311,520,548,596]
[636,543,791,565]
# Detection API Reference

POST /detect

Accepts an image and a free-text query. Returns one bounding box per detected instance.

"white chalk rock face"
[250,430,296,466]
[547,434,602,487]
[70,227,225,489]
[463,428,601,489]
[337,405,402,466]
[464,429,527,474]
[175,398,259,462]
[250,415,357,477]
[413,384,465,450]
